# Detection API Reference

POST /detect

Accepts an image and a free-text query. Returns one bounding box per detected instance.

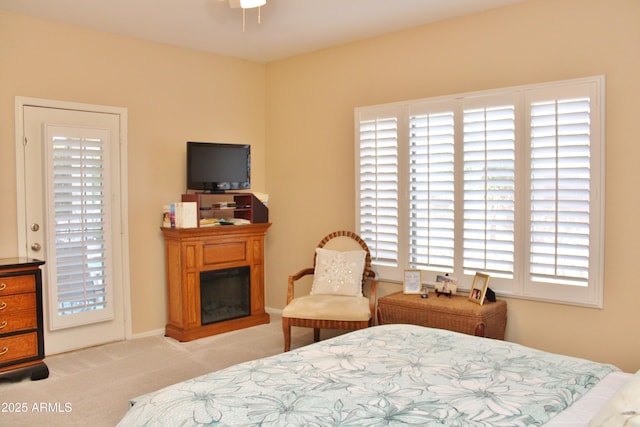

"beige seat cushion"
[282,294,371,321]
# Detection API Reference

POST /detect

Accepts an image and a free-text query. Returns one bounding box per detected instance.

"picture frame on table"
[403,269,423,294]
[468,272,490,305]
[435,274,457,297]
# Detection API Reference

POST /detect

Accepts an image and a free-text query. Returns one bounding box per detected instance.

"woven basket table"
[377,292,507,339]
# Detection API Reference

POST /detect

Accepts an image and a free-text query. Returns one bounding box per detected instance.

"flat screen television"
[186,142,251,193]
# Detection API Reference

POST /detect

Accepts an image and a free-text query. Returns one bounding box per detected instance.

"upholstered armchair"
[281,230,377,351]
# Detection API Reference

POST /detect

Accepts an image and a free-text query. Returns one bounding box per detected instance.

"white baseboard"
[131,307,282,339]
[266,306,282,315]
[131,309,282,340]
[132,328,165,339]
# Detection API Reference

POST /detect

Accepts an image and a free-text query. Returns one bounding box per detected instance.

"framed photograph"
[403,269,423,294]
[435,274,458,297]
[468,272,490,305]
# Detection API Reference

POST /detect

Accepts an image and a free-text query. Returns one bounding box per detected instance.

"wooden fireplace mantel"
[161,223,271,341]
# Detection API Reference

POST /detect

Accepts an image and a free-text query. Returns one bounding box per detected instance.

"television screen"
[187,142,250,192]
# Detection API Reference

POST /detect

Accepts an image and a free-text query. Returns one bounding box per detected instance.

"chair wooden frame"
[282,231,377,351]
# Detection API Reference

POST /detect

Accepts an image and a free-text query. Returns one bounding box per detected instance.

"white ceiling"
[0,0,525,63]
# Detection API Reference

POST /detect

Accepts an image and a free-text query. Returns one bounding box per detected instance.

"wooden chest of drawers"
[0,258,48,381]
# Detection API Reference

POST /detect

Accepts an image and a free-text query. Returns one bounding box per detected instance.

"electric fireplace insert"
[200,266,251,325]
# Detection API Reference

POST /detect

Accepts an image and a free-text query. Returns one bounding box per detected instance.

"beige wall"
[1,0,639,374]
[265,0,640,373]
[0,10,267,334]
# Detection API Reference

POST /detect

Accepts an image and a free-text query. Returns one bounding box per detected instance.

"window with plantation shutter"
[523,81,603,306]
[462,100,516,277]
[44,125,114,329]
[529,97,591,283]
[355,76,604,307]
[408,106,455,271]
[356,111,400,270]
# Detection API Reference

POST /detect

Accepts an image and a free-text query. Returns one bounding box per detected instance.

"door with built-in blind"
[17,101,128,355]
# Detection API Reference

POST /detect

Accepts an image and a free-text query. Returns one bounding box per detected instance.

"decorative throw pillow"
[310,248,366,297]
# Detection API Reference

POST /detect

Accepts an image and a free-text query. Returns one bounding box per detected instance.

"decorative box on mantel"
[377,291,507,339]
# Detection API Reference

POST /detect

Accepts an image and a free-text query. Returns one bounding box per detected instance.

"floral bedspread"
[118,324,618,426]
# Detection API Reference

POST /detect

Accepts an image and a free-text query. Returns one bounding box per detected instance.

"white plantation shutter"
[408,107,455,271]
[44,125,114,329]
[356,110,399,268]
[356,76,604,307]
[462,100,516,277]
[529,97,591,284]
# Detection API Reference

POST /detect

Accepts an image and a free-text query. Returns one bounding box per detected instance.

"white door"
[16,99,130,355]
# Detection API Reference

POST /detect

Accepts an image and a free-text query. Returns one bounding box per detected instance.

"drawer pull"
[0,283,5,291]
[0,346,7,357]
[0,320,6,329]
[0,302,6,311]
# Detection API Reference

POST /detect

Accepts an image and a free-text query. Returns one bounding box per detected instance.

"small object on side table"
[434,274,457,298]
[435,289,453,298]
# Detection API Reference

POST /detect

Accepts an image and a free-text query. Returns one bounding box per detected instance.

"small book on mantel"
[162,205,172,228]
[162,202,198,228]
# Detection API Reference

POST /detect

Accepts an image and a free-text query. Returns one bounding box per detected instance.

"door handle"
[31,242,42,251]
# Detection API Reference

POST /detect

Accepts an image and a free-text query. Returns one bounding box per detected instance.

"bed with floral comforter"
[118,324,619,426]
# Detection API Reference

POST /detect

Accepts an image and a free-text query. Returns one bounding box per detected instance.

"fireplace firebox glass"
[200,266,251,325]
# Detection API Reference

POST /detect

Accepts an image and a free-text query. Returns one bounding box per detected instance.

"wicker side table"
[377,292,507,339]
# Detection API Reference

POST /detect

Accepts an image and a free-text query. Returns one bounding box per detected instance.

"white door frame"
[14,96,132,342]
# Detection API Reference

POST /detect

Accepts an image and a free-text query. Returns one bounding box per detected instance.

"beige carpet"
[0,315,330,427]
